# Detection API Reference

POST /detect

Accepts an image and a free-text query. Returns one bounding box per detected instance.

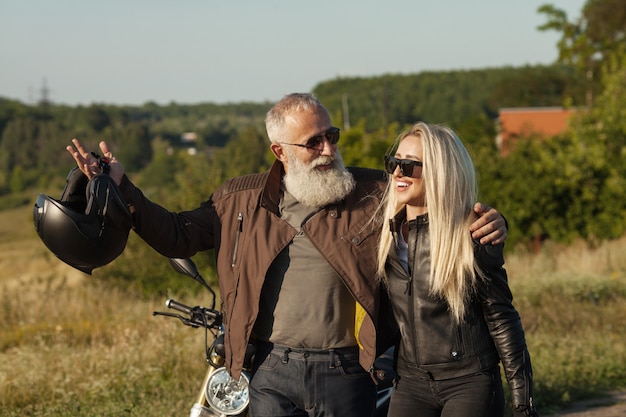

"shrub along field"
[1,203,625,416]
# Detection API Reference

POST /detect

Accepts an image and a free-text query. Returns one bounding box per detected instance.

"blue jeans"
[387,366,504,417]
[249,342,376,417]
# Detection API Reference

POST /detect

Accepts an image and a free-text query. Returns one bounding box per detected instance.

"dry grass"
[505,237,626,280]
[1,205,209,416]
[504,237,626,413]
[0,205,86,292]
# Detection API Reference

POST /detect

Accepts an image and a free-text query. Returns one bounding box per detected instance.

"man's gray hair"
[265,93,325,143]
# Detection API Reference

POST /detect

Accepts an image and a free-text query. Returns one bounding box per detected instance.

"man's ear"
[270,143,287,163]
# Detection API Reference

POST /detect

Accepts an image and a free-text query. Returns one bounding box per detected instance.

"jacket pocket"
[231,212,243,267]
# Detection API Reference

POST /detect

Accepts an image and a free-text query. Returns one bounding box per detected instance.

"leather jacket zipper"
[231,212,243,267]
[406,220,418,364]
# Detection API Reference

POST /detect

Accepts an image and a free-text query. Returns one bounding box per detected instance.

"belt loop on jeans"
[282,347,291,363]
[329,349,337,369]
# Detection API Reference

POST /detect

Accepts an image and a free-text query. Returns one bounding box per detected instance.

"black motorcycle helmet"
[33,159,133,274]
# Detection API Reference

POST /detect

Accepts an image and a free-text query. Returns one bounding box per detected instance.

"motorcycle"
[153,258,250,417]
[154,257,394,417]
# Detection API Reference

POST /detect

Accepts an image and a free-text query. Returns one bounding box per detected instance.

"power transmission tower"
[39,77,51,107]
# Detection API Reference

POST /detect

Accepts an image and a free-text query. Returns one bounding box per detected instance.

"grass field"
[1,203,625,416]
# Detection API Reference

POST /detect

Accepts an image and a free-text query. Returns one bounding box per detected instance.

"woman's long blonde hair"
[376,122,480,322]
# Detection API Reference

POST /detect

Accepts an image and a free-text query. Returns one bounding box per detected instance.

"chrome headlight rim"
[205,367,250,415]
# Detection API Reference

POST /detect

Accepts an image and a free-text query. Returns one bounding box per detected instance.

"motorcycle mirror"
[169,258,216,309]
[169,257,200,278]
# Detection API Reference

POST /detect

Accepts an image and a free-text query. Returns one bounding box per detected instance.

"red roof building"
[496,107,577,155]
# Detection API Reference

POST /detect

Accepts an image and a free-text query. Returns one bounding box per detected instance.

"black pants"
[388,366,504,417]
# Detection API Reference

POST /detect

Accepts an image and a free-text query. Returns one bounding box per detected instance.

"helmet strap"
[91,152,111,175]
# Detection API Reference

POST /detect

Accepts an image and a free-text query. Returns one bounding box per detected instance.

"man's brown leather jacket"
[119,161,392,379]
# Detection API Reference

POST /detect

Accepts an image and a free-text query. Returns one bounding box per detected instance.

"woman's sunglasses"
[384,156,423,176]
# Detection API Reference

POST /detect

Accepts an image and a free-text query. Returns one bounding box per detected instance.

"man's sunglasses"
[384,156,423,176]
[280,127,340,153]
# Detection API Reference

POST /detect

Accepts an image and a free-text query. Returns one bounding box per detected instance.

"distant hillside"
[313,64,582,131]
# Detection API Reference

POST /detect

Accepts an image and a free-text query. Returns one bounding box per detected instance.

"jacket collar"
[259,160,284,215]
[396,209,428,225]
[389,209,428,235]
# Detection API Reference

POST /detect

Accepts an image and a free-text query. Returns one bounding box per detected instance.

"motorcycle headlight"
[205,367,250,415]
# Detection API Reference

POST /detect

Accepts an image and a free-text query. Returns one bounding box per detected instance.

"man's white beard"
[283,151,356,207]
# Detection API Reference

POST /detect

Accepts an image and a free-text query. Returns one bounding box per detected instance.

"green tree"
[134,137,187,196]
[487,65,581,108]
[581,0,626,63]
[0,117,38,175]
[214,125,271,179]
[169,150,222,211]
[113,122,153,173]
[0,116,81,193]
[84,105,112,132]
[569,46,626,240]
[538,0,626,106]
[339,121,399,170]
[8,165,25,194]
[485,127,622,250]
[0,97,29,138]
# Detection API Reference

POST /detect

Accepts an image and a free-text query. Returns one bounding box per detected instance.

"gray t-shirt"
[253,190,357,349]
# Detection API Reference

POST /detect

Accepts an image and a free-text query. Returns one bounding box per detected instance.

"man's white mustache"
[311,156,334,168]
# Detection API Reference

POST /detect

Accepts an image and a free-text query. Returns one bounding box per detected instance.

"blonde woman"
[377,122,537,417]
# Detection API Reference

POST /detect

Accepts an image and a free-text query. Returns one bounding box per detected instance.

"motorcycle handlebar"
[166,298,193,315]
[164,298,221,328]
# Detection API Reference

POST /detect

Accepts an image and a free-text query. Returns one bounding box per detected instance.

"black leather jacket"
[386,212,535,411]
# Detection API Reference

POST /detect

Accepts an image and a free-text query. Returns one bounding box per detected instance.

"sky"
[0,0,587,106]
